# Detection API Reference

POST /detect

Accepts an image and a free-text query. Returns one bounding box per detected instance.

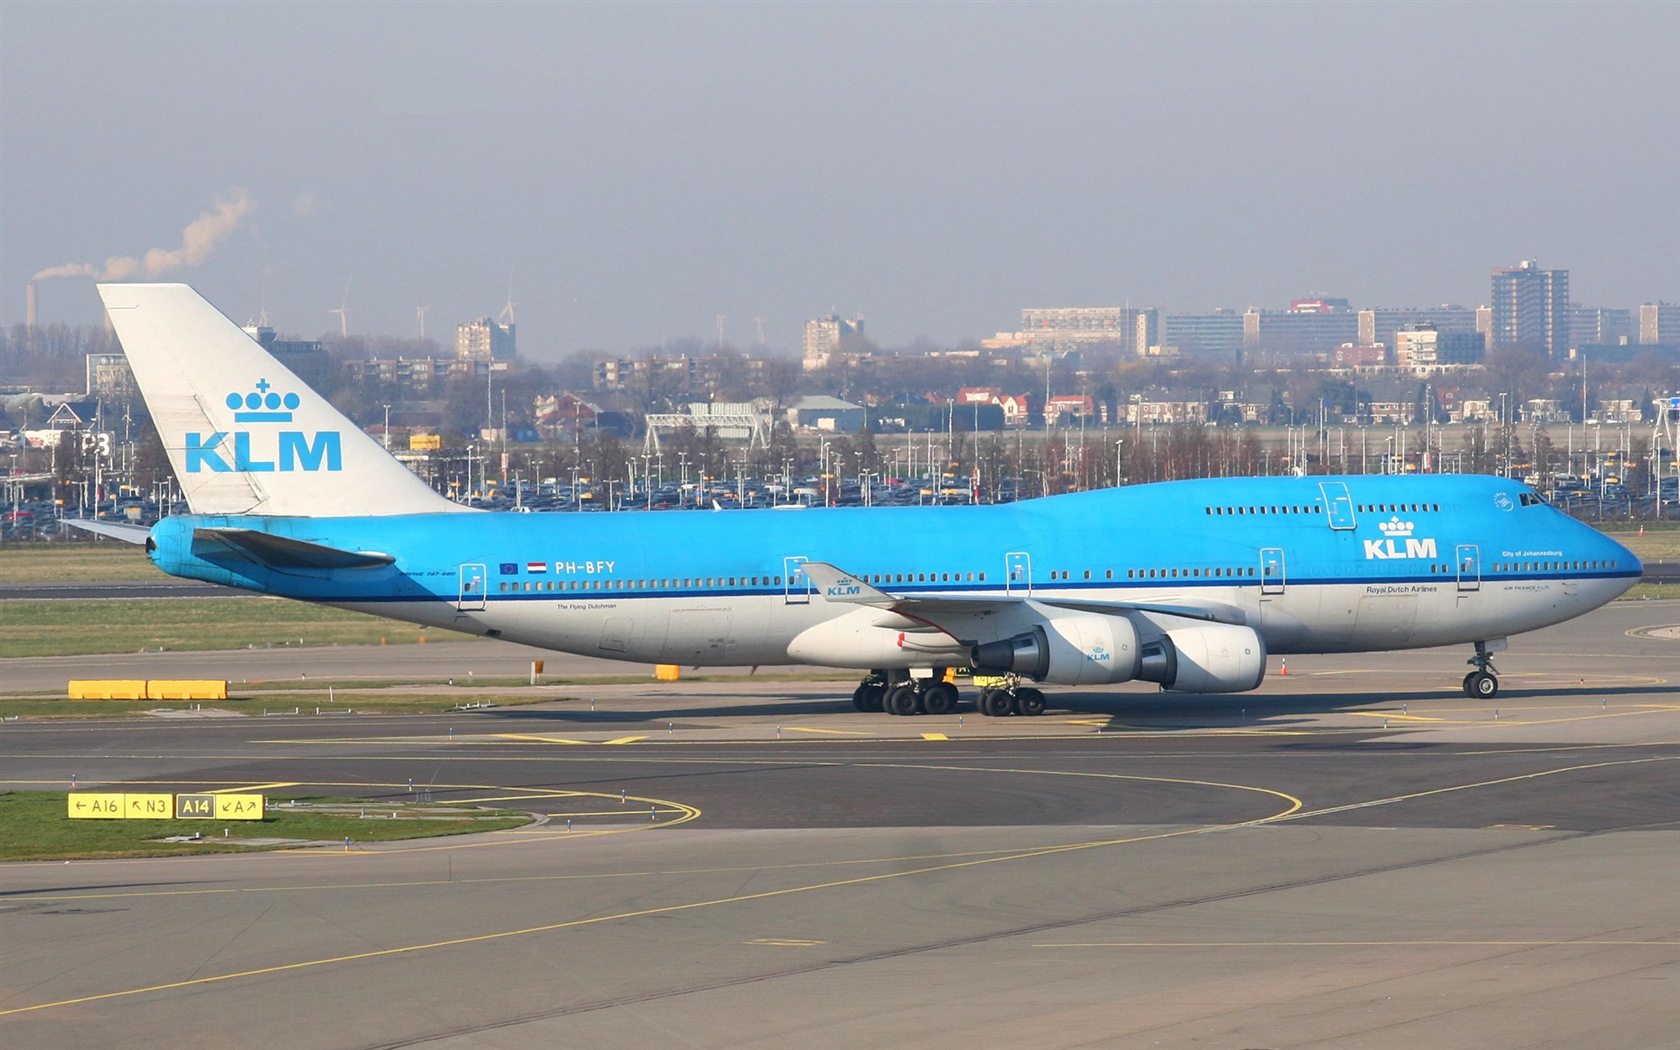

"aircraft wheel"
[1467,671,1499,699]
[976,688,998,716]
[852,684,884,712]
[1462,672,1477,697]
[886,684,922,717]
[922,682,958,716]
[1015,688,1047,716]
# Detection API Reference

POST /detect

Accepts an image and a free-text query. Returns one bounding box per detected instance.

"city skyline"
[3,3,1676,355]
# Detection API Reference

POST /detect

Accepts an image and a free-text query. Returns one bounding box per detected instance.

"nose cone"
[1597,528,1642,598]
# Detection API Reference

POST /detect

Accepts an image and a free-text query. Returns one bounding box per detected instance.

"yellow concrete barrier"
[67,680,147,700]
[66,680,229,700]
[654,664,681,681]
[147,680,228,701]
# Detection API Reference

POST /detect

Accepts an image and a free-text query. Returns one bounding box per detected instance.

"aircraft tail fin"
[98,284,464,517]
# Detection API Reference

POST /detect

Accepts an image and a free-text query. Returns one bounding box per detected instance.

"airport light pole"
[820,439,830,507]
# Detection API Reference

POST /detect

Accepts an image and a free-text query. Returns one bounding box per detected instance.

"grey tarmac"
[0,600,1677,1049]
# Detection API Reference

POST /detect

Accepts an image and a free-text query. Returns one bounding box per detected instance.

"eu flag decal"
[499,562,518,575]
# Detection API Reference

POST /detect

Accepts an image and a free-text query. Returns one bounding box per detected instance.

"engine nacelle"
[1156,622,1266,693]
[970,613,1142,686]
[971,616,1265,693]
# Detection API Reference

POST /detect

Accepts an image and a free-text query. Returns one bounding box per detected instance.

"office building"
[1395,323,1484,371]
[1568,305,1634,349]
[802,315,864,371]
[1358,306,1480,351]
[1490,261,1569,357]
[991,307,1158,356]
[1640,302,1680,344]
[456,318,516,362]
[1241,301,1358,356]
[1162,311,1245,357]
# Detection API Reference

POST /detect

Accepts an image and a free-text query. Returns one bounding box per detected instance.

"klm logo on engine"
[186,380,342,474]
[1363,516,1438,560]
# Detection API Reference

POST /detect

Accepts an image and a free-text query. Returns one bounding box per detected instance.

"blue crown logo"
[225,379,301,423]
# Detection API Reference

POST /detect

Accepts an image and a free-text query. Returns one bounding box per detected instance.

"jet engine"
[971,615,1265,693]
[970,614,1141,686]
[1154,622,1267,693]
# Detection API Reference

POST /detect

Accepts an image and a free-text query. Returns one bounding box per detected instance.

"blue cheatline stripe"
[275,569,1641,605]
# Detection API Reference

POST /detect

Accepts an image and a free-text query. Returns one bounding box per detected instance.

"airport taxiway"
[1,601,1677,1048]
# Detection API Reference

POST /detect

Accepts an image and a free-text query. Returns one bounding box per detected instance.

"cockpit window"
[1519,492,1544,507]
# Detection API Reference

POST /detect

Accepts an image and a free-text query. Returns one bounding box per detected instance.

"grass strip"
[0,597,452,658]
[0,542,165,583]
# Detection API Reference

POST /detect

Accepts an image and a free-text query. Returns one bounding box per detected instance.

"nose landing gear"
[1463,639,1504,698]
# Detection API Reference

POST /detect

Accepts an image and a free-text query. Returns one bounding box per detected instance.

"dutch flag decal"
[527,562,549,574]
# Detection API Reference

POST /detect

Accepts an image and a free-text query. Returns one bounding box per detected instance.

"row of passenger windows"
[500,575,787,593]
[1202,501,1443,516]
[1046,567,1260,580]
[1359,502,1439,513]
[1206,504,1322,516]
[497,571,991,594]
[1495,560,1619,572]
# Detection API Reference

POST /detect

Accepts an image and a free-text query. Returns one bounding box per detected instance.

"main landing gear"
[851,670,1048,717]
[976,676,1046,717]
[1463,640,1501,699]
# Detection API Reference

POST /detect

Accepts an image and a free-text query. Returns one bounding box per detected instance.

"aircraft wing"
[62,519,152,544]
[800,561,1248,626]
[191,528,395,570]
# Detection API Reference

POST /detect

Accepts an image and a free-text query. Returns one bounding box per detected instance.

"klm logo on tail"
[1363,516,1438,560]
[187,379,342,474]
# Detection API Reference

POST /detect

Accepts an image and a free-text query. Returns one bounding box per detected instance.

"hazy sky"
[3,2,1676,359]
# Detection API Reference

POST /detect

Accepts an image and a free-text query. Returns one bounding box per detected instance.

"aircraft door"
[783,556,811,604]
[458,563,487,611]
[1319,481,1356,530]
[1005,552,1032,596]
[1260,547,1286,595]
[1456,544,1481,592]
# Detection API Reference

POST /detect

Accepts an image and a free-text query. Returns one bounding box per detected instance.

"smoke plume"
[32,190,254,282]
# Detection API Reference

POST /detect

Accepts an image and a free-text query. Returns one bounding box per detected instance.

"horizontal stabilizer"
[191,528,395,570]
[62,519,152,544]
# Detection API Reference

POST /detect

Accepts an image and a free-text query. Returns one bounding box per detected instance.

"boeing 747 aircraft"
[82,284,1641,717]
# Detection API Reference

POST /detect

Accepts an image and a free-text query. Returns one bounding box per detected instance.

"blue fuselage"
[146,475,1640,667]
